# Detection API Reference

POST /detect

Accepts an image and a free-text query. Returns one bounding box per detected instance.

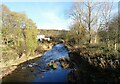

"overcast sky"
[2,0,119,30]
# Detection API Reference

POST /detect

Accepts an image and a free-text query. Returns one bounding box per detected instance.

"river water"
[32,44,71,82]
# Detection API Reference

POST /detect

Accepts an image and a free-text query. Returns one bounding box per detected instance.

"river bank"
[1,43,71,82]
[1,53,42,79]
[67,45,120,83]
[1,42,53,79]
[1,43,120,83]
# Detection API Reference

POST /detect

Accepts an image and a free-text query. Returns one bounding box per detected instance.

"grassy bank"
[1,42,53,79]
[67,44,120,83]
[1,51,43,79]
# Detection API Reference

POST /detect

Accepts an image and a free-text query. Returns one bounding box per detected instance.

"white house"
[37,34,50,41]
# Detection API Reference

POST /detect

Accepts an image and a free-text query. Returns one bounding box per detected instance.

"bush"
[35,46,44,54]
[2,51,19,63]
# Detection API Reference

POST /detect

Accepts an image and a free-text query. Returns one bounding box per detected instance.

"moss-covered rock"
[48,62,58,69]
[52,63,58,69]
[60,61,69,69]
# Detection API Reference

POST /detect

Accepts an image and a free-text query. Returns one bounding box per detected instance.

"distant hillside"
[38,29,68,37]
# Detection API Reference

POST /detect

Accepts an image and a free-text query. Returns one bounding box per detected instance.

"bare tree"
[69,0,103,44]
[100,1,113,47]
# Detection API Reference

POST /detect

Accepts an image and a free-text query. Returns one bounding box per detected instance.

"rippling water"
[33,43,71,82]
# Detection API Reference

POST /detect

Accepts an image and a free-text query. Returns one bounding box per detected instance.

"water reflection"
[33,66,71,82]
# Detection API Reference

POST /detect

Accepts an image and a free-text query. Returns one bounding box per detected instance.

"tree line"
[1,4,38,57]
[62,1,120,51]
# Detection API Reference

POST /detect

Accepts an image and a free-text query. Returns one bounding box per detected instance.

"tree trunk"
[22,29,26,51]
[114,38,117,51]
[114,43,117,51]
[88,1,91,44]
[88,30,91,44]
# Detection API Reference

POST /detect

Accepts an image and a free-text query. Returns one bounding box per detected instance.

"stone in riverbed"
[21,67,26,69]
[48,62,58,69]
[28,64,33,67]
[52,63,58,69]
[60,61,69,69]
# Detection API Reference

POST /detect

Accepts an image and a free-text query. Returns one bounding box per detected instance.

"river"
[32,43,71,82]
[2,44,71,83]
